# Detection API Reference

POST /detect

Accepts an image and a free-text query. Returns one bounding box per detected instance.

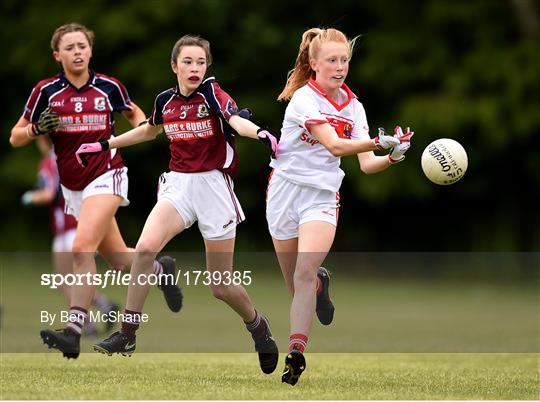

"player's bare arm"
[357,151,391,174]
[228,114,259,139]
[121,102,147,127]
[9,117,34,148]
[229,114,279,158]
[75,123,161,167]
[310,122,395,156]
[109,123,162,149]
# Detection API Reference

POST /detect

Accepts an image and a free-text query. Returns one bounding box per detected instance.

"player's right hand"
[21,191,35,206]
[75,140,109,167]
[257,128,279,159]
[32,107,60,136]
[374,127,400,150]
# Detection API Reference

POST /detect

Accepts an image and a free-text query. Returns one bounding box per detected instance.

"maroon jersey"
[149,77,239,175]
[23,71,133,190]
[37,152,78,236]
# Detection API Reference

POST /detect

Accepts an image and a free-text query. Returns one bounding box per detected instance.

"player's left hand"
[257,128,279,159]
[388,126,414,164]
[75,140,109,167]
[375,127,400,150]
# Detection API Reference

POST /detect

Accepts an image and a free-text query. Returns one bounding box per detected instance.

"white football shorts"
[61,167,129,220]
[266,172,340,240]
[157,170,245,241]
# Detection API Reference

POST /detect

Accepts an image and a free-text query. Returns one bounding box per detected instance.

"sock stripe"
[289,333,308,353]
[153,260,163,276]
[245,311,261,331]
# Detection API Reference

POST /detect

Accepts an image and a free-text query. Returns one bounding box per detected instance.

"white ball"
[421,139,468,185]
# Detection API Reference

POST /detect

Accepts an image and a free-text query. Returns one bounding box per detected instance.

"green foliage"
[1,0,538,251]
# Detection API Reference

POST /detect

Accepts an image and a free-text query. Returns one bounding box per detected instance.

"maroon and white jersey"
[37,152,78,236]
[23,71,133,190]
[149,77,239,175]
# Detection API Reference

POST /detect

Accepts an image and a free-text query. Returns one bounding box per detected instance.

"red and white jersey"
[270,78,370,192]
[37,152,78,236]
[149,77,239,175]
[23,71,133,191]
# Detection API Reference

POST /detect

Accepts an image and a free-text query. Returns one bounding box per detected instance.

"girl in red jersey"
[269,28,413,385]
[10,23,182,359]
[76,34,280,375]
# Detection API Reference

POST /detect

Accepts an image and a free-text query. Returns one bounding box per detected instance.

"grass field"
[1,353,538,399]
[1,253,539,399]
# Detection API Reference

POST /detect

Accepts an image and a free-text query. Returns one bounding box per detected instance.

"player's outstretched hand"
[374,127,400,150]
[388,126,414,164]
[32,107,60,136]
[21,191,35,206]
[75,140,109,167]
[257,128,279,159]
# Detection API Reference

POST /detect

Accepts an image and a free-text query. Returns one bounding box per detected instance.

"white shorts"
[266,172,340,240]
[157,170,245,241]
[52,228,77,252]
[61,167,129,220]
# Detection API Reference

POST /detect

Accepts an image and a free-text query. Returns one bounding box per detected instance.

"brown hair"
[171,35,212,66]
[50,23,94,51]
[278,28,356,101]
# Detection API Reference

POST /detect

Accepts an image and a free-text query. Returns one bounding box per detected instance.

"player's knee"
[72,235,95,254]
[135,239,160,256]
[209,283,230,301]
[71,241,94,269]
[293,265,317,287]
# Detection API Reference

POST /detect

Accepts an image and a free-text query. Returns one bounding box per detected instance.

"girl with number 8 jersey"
[10,23,183,359]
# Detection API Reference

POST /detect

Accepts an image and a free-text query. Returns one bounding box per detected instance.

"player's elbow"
[360,165,375,175]
[325,142,345,157]
[9,132,24,148]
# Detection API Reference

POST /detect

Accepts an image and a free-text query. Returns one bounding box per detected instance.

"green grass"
[1,353,538,400]
[1,253,539,399]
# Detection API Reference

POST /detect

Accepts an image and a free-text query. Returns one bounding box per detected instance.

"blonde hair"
[51,23,94,51]
[278,28,356,101]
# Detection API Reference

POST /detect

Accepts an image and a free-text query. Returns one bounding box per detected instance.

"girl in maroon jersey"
[21,136,119,336]
[10,23,182,359]
[76,34,280,374]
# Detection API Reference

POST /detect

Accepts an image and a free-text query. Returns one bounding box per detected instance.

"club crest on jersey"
[343,124,352,138]
[197,104,209,118]
[94,97,106,112]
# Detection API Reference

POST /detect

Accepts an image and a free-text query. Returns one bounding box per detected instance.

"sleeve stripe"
[150,89,175,126]
[98,76,130,107]
[28,78,61,121]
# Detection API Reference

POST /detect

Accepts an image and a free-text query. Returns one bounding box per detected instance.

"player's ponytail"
[277,28,358,101]
[278,28,323,101]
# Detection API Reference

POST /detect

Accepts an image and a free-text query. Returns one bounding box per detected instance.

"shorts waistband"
[167,169,227,178]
